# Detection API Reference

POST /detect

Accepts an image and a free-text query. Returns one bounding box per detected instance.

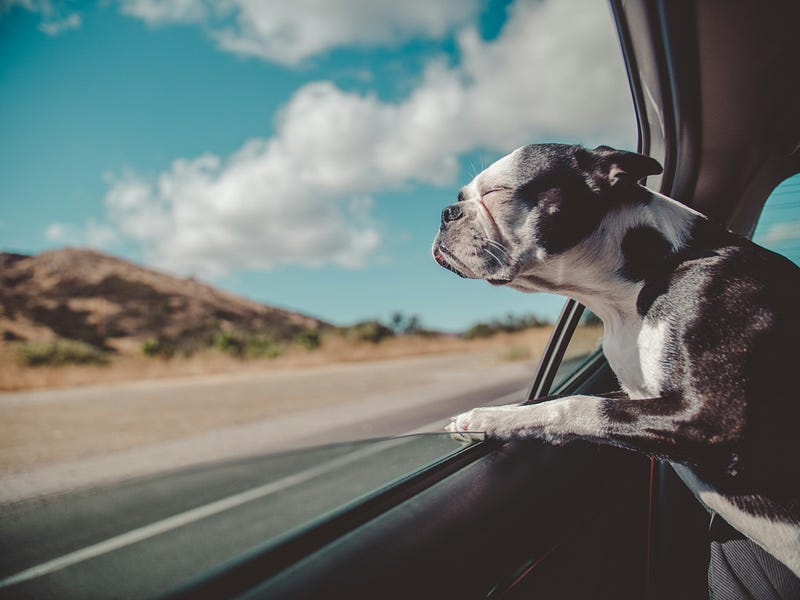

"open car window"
[0,1,641,598]
[753,173,800,266]
[548,308,604,393]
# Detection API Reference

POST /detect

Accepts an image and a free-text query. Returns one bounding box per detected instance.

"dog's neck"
[511,186,704,327]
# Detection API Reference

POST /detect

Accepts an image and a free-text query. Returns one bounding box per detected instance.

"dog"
[433,143,800,578]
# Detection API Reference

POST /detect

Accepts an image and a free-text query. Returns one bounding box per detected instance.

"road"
[0,353,533,599]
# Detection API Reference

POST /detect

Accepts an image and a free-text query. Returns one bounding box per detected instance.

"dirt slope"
[0,248,328,353]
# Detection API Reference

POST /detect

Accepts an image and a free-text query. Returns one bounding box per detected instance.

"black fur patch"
[633,220,721,316]
[516,171,608,255]
[619,226,673,281]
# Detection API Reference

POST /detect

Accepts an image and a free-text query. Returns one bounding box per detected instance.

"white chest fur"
[602,317,669,399]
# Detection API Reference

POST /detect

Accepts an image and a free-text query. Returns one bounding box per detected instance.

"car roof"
[611,0,800,237]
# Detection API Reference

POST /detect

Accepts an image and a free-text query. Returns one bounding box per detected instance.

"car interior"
[158,1,800,598]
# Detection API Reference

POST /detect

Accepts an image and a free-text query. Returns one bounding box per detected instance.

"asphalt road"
[0,377,528,599]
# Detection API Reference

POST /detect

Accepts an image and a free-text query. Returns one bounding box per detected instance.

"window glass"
[0,434,479,598]
[752,173,800,265]
[0,0,633,597]
[549,309,604,392]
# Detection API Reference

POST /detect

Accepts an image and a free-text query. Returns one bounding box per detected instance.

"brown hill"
[0,248,329,354]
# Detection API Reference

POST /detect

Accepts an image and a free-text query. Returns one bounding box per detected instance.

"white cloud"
[45,220,119,247]
[5,0,82,35]
[758,221,800,245]
[118,0,481,66]
[45,222,70,241]
[117,0,208,26]
[93,0,636,278]
[38,11,80,34]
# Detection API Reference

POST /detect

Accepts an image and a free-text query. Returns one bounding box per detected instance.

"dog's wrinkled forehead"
[512,143,579,185]
[469,143,579,192]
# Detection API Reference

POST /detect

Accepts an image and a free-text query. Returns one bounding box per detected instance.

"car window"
[0,0,634,597]
[548,308,604,393]
[752,173,800,265]
[0,433,480,598]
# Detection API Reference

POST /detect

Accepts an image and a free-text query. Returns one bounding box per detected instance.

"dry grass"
[0,327,559,392]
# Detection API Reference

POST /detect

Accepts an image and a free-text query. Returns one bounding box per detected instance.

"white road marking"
[0,437,413,588]
[0,387,526,588]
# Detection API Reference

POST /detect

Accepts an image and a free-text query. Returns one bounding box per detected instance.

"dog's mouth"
[433,246,471,279]
[434,244,514,286]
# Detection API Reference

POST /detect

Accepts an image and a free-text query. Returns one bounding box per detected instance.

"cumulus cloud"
[117,0,209,26]
[45,220,119,247]
[758,221,800,245]
[118,0,481,66]
[91,0,635,278]
[4,0,82,35]
[102,156,382,277]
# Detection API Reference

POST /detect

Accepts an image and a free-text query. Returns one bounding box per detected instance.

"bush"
[343,321,395,344]
[141,339,176,359]
[212,331,246,357]
[295,329,321,350]
[212,331,283,359]
[464,323,495,339]
[389,312,424,335]
[464,313,550,339]
[15,340,109,367]
[243,336,283,359]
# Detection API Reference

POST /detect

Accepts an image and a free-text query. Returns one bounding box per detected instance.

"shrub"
[15,340,109,367]
[345,321,395,344]
[243,336,283,359]
[464,313,551,339]
[389,312,424,335]
[141,339,176,359]
[211,331,284,359]
[212,331,246,357]
[295,329,321,350]
[464,323,495,339]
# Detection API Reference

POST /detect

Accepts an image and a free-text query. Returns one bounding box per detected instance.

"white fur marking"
[673,464,800,576]
[638,320,669,395]
[448,396,606,444]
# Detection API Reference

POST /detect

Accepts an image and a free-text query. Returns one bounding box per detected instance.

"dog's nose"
[441,204,463,225]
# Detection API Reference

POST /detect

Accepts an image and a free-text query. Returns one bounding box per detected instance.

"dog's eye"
[481,187,511,200]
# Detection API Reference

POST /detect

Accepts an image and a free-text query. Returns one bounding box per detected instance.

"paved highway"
[0,376,529,599]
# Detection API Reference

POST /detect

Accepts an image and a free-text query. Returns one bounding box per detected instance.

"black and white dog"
[433,143,800,577]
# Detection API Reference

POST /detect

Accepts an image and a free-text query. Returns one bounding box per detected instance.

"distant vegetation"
[130,311,551,361]
[140,327,322,360]
[463,313,551,339]
[9,311,551,368]
[14,340,110,367]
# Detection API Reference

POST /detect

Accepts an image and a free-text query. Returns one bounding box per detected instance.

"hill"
[0,248,329,354]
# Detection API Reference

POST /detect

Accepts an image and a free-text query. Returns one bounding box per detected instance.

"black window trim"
[525,298,585,401]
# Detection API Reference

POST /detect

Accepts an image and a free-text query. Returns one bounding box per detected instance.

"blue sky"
[2,1,797,331]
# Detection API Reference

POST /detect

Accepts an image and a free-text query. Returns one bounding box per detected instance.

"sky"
[1,0,797,332]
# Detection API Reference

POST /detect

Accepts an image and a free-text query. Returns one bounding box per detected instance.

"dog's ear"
[575,145,663,190]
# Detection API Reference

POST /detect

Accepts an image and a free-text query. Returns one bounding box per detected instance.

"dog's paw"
[446,407,503,443]
[444,403,566,445]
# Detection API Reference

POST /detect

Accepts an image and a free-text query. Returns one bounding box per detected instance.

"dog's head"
[432,143,662,287]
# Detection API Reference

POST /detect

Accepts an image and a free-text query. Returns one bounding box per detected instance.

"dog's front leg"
[447,395,609,445]
[447,395,739,466]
